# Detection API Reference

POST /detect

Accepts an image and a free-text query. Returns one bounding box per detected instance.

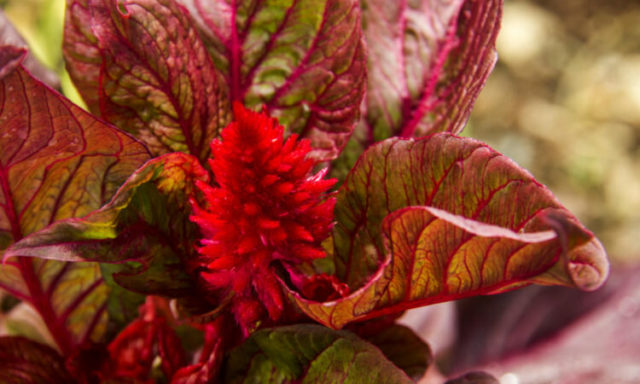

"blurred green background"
[2,0,638,263]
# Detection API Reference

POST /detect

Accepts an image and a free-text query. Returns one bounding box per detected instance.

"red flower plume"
[190,103,336,334]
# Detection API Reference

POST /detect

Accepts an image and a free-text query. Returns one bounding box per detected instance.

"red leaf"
[0,49,150,355]
[0,12,60,88]
[361,0,502,139]
[285,134,608,329]
[0,336,75,383]
[64,0,231,161]
[181,0,366,161]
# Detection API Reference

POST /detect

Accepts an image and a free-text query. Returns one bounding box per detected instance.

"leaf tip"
[567,237,609,291]
[0,45,27,79]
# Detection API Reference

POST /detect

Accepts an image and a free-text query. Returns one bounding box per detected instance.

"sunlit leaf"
[5,153,208,298]
[287,134,608,329]
[0,47,150,354]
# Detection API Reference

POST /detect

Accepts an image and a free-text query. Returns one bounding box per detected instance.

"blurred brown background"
[468,0,640,264]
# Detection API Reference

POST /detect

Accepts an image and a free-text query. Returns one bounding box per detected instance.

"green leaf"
[363,324,432,381]
[286,134,608,329]
[5,152,209,298]
[0,336,75,384]
[64,0,231,161]
[183,0,366,161]
[0,47,150,355]
[224,324,413,384]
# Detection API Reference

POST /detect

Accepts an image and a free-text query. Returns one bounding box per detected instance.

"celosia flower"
[189,103,336,333]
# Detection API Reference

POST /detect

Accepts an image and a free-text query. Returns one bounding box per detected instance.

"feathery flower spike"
[190,103,336,334]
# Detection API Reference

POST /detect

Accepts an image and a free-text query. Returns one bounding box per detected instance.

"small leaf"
[0,336,75,383]
[445,372,499,384]
[64,0,231,161]
[332,0,502,179]
[224,324,413,384]
[361,0,501,139]
[0,12,60,88]
[363,324,432,381]
[286,134,608,329]
[182,0,366,161]
[5,153,209,298]
[0,49,150,355]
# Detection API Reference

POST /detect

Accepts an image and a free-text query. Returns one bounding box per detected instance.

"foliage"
[0,0,608,383]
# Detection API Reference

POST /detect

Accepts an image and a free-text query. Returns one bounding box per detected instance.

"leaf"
[449,282,616,373]
[181,0,366,161]
[464,266,640,384]
[0,11,60,88]
[5,152,209,298]
[331,0,502,180]
[286,134,608,329]
[363,324,432,381]
[0,48,150,355]
[445,372,499,384]
[0,336,75,384]
[361,0,501,139]
[64,0,231,161]
[224,324,413,384]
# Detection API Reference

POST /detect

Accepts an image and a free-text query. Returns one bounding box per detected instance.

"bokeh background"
[1,0,639,383]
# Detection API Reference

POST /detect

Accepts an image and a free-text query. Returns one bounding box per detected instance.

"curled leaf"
[286,134,608,329]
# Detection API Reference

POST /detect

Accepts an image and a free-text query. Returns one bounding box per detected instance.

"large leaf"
[224,324,413,383]
[64,0,230,161]
[286,134,608,329]
[180,0,366,161]
[0,336,75,383]
[0,47,150,355]
[5,152,209,298]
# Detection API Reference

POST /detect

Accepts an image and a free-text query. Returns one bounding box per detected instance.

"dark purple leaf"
[64,0,231,161]
[181,0,367,161]
[0,48,150,355]
[0,336,75,383]
[449,282,616,372]
[286,134,608,329]
[449,266,640,383]
[445,372,499,384]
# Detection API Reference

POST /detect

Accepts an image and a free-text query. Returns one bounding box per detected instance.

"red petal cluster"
[190,103,336,333]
